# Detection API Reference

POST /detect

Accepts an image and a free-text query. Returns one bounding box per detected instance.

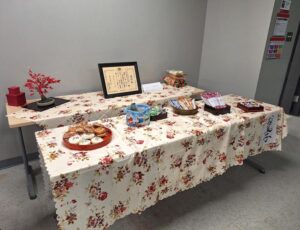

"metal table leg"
[17,127,37,199]
[244,159,266,174]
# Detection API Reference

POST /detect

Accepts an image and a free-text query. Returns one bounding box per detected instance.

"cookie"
[84,126,94,133]
[94,127,106,136]
[93,123,103,128]
[75,127,85,134]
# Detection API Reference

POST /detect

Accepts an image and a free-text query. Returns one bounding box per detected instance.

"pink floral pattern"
[87,213,107,229]
[52,175,75,199]
[35,94,288,230]
[89,182,108,201]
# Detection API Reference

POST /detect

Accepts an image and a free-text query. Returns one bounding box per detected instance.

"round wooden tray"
[172,106,198,115]
[63,127,112,151]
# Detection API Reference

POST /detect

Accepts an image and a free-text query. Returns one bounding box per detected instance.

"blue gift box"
[124,104,150,127]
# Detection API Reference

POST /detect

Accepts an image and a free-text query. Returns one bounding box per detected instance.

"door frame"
[279,22,300,113]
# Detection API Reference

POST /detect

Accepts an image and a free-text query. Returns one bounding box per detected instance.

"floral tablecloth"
[36,94,287,230]
[8,84,202,129]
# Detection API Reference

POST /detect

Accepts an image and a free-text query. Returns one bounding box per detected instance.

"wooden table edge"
[5,87,205,128]
[6,99,38,128]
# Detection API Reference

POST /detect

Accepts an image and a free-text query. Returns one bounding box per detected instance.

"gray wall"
[198,0,275,98]
[255,0,300,105]
[0,0,207,161]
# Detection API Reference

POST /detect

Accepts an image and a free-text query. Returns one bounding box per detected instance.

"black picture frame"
[98,62,142,98]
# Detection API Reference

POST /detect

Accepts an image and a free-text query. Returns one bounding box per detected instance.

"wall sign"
[98,62,142,98]
[280,0,291,11]
[266,37,285,59]
[266,1,291,60]
[273,12,289,36]
[273,17,288,36]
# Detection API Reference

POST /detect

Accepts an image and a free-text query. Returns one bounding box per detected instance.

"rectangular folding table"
[6,85,204,199]
[35,94,287,229]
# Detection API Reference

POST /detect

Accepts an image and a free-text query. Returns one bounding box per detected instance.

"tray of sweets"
[150,106,168,121]
[204,104,231,115]
[237,101,264,112]
[170,97,198,115]
[62,122,112,151]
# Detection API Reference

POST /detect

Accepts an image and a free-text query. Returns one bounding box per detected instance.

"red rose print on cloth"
[110,201,127,219]
[167,130,175,139]
[215,128,225,139]
[135,140,144,145]
[71,113,85,123]
[184,154,196,167]
[36,130,51,138]
[182,139,193,151]
[192,129,204,137]
[52,175,74,198]
[73,151,89,161]
[99,156,113,167]
[171,156,182,169]
[197,138,206,146]
[134,151,150,171]
[152,148,165,163]
[66,212,77,225]
[202,150,213,165]
[208,166,217,175]
[182,171,194,187]
[159,176,168,187]
[88,182,108,201]
[133,172,144,185]
[114,165,130,182]
[144,182,156,200]
[218,153,227,162]
[87,213,108,229]
[96,155,114,175]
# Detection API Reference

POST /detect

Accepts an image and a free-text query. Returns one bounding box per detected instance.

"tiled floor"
[0,116,299,230]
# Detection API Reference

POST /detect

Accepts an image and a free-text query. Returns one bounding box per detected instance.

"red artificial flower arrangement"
[24,69,61,106]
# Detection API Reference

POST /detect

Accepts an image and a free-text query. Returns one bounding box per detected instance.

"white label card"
[142,82,163,93]
[262,113,278,144]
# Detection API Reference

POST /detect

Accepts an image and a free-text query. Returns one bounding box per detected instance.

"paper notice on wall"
[273,17,288,36]
[280,0,292,11]
[262,113,278,144]
[266,37,285,59]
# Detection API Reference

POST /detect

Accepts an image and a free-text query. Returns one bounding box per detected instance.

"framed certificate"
[98,62,142,98]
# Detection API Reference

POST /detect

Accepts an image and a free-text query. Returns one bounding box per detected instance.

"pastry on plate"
[91,136,103,144]
[79,139,91,145]
[63,121,108,147]
[82,133,95,140]
[68,135,82,144]
[94,127,107,137]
